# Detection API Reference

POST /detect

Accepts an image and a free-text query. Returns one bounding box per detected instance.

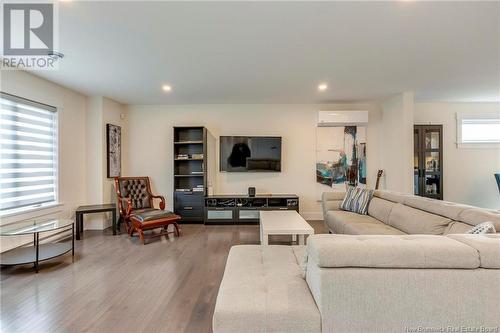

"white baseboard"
[301,211,323,221]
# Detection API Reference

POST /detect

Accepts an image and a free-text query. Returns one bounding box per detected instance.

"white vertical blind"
[0,93,58,212]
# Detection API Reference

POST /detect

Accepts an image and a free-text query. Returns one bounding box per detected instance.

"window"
[457,113,500,147]
[0,93,58,214]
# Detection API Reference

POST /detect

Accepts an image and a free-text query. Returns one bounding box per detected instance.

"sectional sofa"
[322,190,500,235]
[213,190,500,333]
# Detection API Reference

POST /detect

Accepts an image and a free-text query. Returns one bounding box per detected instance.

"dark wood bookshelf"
[173,127,214,223]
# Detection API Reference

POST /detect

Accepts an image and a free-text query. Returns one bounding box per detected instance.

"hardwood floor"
[1,221,327,333]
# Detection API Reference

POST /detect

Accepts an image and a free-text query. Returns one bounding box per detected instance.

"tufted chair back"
[115,177,153,210]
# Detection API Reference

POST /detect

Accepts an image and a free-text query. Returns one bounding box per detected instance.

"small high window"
[457,113,500,147]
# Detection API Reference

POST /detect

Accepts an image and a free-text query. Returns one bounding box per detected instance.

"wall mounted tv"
[220,136,282,172]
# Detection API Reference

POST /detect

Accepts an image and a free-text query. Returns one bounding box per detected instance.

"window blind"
[0,93,58,212]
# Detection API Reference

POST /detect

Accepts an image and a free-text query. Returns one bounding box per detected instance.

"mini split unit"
[317,110,369,126]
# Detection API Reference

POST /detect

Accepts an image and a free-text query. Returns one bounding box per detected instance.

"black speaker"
[248,187,256,197]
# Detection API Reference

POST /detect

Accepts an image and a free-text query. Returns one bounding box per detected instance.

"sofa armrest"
[321,191,345,216]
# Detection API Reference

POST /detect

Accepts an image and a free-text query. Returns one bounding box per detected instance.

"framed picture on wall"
[106,124,121,178]
[315,125,367,200]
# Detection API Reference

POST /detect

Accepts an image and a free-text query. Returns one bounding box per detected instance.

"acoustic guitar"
[375,170,384,190]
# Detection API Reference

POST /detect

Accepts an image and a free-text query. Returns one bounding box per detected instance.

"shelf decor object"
[0,218,74,273]
[414,125,443,200]
[173,127,215,223]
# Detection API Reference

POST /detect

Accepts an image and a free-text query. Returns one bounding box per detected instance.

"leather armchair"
[114,176,181,244]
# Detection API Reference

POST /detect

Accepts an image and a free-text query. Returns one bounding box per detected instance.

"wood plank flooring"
[1,221,326,333]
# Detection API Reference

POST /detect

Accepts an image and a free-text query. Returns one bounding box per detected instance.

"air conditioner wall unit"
[318,110,369,127]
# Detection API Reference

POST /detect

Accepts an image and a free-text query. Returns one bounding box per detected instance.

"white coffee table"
[259,210,314,245]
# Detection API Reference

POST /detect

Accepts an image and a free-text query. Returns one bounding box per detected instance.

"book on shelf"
[191,171,203,174]
[175,188,191,192]
[191,153,204,160]
[192,188,204,192]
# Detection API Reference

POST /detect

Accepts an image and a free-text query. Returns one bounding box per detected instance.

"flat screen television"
[220,136,282,172]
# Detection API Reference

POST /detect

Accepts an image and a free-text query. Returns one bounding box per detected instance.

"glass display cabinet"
[414,125,443,200]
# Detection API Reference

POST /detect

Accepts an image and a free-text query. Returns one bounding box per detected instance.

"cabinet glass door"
[414,128,420,195]
[424,130,440,150]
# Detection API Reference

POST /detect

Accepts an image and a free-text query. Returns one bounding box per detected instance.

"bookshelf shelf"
[174,141,204,145]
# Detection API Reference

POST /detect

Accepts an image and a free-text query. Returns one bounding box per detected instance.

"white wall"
[102,97,128,227]
[84,96,128,229]
[84,96,104,229]
[414,102,500,209]
[126,104,381,219]
[380,92,415,193]
[0,70,87,251]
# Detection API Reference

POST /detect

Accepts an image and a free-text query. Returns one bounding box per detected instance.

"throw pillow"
[467,221,496,234]
[340,186,374,215]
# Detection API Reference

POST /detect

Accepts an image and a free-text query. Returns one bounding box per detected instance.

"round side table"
[0,218,74,273]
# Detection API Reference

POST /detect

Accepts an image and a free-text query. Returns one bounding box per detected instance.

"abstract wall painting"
[316,126,367,193]
[106,124,121,178]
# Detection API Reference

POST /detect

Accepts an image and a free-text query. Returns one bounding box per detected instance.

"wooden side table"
[75,204,118,240]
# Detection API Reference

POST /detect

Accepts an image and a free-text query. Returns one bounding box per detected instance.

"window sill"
[457,142,500,149]
[0,202,64,219]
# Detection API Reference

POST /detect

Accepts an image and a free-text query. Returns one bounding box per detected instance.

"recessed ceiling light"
[162,85,172,92]
[47,50,64,60]
[318,83,328,91]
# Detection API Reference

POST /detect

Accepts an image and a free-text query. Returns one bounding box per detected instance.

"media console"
[204,194,299,224]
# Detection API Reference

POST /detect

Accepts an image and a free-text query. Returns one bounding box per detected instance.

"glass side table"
[0,218,74,273]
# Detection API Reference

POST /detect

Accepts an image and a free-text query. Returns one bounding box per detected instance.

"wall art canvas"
[316,126,367,197]
[106,124,121,178]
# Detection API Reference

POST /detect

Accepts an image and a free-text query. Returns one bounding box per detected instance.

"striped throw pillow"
[340,186,374,215]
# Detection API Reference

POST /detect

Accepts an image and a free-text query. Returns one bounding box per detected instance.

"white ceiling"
[28,1,500,104]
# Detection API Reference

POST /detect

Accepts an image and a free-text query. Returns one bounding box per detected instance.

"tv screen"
[220,136,282,172]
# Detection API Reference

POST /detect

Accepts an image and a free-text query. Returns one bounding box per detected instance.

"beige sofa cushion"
[342,221,405,235]
[444,221,475,234]
[403,196,473,220]
[325,210,386,234]
[307,234,479,268]
[373,190,410,203]
[388,203,451,235]
[367,197,395,224]
[458,208,500,231]
[447,234,500,268]
[322,191,345,217]
[213,245,321,333]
